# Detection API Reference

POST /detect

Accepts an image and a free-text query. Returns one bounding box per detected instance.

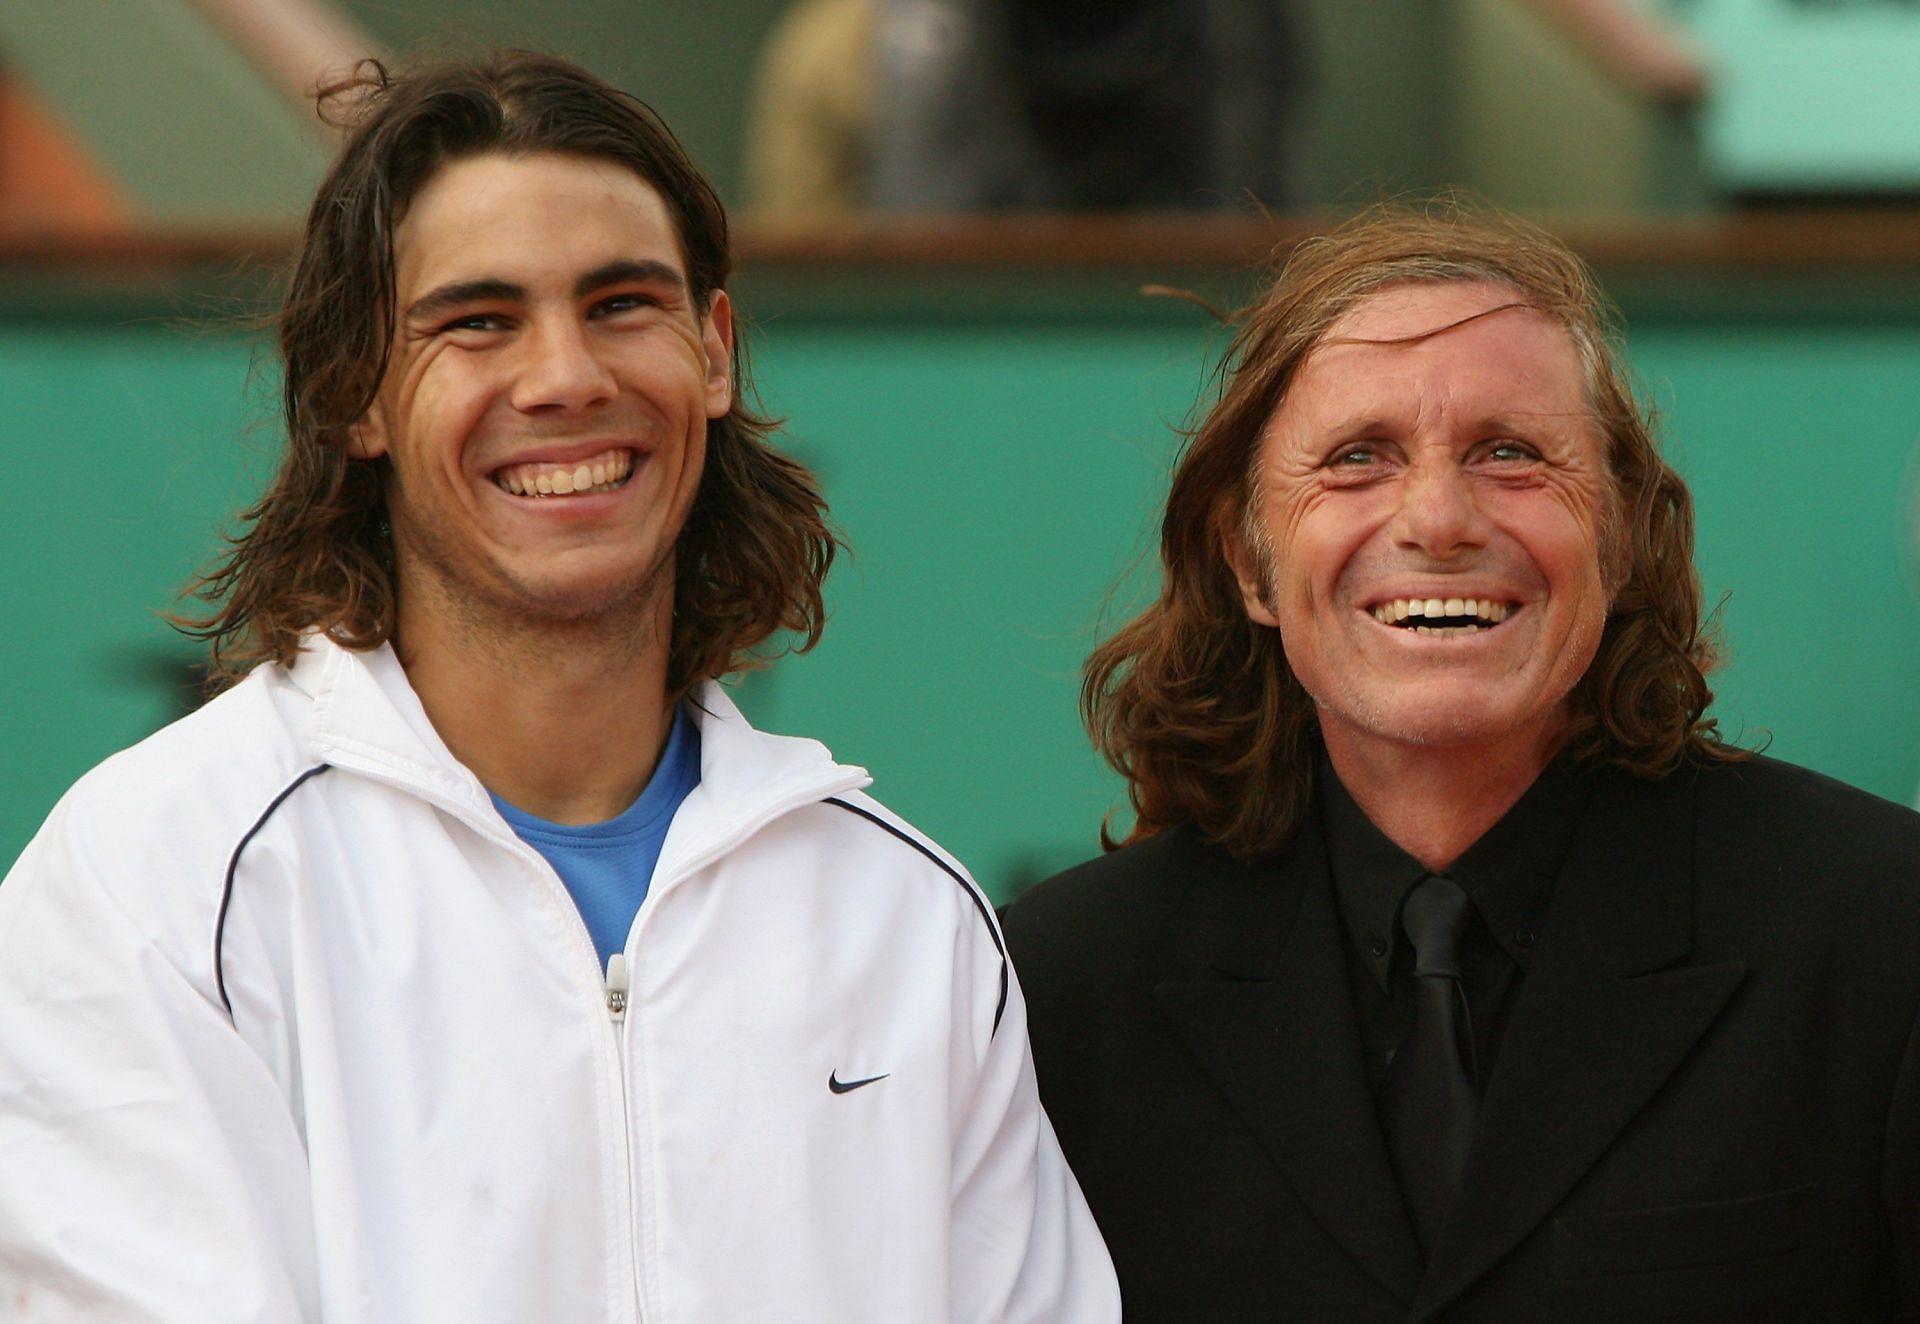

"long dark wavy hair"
[180,51,836,699]
[1088,202,1739,859]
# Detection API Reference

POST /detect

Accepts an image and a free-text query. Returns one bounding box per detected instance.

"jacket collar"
[1152,818,1427,1305]
[294,635,486,818]
[661,685,871,881]
[287,637,871,848]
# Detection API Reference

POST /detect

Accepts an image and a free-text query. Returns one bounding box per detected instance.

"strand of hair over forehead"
[1284,201,1620,330]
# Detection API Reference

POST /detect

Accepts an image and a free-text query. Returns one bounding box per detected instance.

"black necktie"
[1383,873,1478,1254]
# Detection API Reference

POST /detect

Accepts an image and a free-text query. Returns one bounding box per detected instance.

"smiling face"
[1225,280,1615,774]
[350,151,732,653]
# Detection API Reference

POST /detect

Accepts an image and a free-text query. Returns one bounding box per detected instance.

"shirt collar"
[1320,750,1596,991]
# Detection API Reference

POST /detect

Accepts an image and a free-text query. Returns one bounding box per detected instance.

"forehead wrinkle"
[1302,310,1591,435]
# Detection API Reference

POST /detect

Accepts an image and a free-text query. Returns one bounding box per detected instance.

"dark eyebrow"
[405,278,523,324]
[403,260,689,325]
[575,259,686,300]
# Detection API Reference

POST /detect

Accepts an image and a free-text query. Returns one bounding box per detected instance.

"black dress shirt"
[1320,754,1596,1095]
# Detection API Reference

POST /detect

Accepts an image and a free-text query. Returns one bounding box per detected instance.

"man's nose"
[511,320,617,414]
[1393,459,1490,558]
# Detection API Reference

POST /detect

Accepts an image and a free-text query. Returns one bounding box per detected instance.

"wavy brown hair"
[180,51,836,698]
[1088,201,1737,858]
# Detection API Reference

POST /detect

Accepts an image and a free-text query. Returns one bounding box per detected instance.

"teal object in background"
[738,315,1217,891]
[0,326,270,858]
[4,291,1919,899]
[1635,321,1920,783]
[1681,0,1920,192]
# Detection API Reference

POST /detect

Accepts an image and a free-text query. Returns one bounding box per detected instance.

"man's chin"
[508,578,669,631]
[442,560,676,648]
[1316,688,1570,762]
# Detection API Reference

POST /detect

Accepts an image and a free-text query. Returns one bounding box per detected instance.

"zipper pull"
[605,953,629,1023]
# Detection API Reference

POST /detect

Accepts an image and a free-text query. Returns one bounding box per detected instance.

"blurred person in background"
[1003,202,1920,1320]
[865,0,1303,213]
[747,0,1303,217]
[0,50,1116,1322]
[745,0,1706,220]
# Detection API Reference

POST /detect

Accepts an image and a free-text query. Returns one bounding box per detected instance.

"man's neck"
[395,595,678,826]
[1322,722,1566,874]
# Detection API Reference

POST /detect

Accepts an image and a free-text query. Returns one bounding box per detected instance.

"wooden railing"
[11,211,1920,280]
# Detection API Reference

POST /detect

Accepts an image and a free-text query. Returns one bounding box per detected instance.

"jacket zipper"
[492,834,646,1323]
[604,952,643,1321]
[373,772,866,1321]
[606,953,629,1022]
[602,778,864,1322]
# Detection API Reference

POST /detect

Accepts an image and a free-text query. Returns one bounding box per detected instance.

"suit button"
[1515,925,1536,949]
[1370,936,1388,959]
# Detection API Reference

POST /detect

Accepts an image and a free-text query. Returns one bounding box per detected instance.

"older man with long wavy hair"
[1003,203,1920,1321]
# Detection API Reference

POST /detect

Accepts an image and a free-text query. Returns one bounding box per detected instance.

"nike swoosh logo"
[828,1070,890,1094]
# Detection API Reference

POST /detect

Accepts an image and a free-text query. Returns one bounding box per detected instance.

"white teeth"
[1371,596,1514,628]
[493,448,635,498]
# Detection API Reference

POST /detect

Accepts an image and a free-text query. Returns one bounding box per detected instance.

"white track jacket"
[0,638,1118,1322]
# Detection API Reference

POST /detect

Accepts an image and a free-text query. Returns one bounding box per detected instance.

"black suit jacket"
[1003,755,1920,1321]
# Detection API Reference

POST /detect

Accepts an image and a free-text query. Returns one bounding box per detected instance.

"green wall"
[5,285,1919,897]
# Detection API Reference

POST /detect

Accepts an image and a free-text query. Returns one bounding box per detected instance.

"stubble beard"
[394,522,677,680]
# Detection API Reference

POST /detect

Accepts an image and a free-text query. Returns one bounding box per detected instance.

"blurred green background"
[6,273,1918,899]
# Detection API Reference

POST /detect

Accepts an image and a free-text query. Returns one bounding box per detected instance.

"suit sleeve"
[0,802,319,1322]
[945,903,1120,1323]
[1887,996,1920,1319]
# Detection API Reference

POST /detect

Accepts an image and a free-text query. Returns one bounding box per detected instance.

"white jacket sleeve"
[0,802,319,1323]
[949,931,1120,1322]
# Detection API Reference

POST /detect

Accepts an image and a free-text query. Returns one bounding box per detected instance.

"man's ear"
[347,402,391,461]
[1218,501,1282,629]
[701,289,734,420]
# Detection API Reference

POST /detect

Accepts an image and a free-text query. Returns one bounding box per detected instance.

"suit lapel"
[1411,766,1748,1321]
[1154,820,1425,1306]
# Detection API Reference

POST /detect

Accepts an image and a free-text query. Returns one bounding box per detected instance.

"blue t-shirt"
[491,709,701,968]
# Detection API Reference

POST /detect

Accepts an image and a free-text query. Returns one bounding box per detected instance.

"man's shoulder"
[1014,824,1225,911]
[1673,752,1920,952]
[1687,751,1920,863]
[22,665,320,880]
[1,664,322,974]
[1001,824,1259,978]
[802,788,980,895]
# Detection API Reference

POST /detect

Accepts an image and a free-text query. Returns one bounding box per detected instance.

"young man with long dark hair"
[0,52,1115,1321]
